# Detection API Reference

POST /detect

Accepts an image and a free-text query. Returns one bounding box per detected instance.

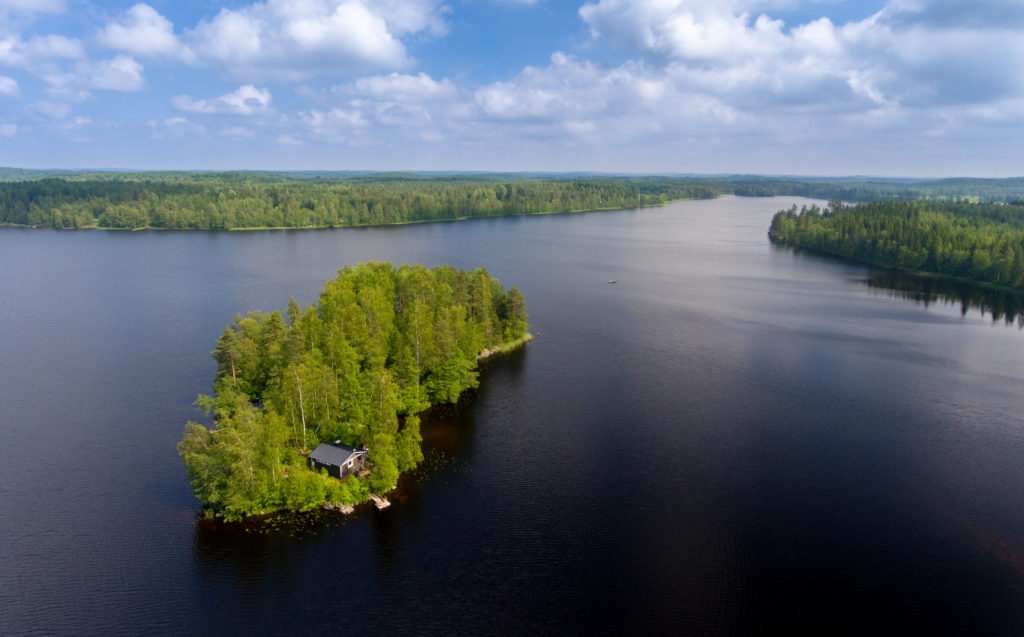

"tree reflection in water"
[863,270,1024,327]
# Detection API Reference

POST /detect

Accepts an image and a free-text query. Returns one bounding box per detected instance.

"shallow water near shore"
[1,195,1023,635]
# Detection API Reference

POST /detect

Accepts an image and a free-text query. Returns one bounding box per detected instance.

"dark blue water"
[1,196,1022,635]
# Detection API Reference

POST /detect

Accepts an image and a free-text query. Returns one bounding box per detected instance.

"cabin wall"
[308,454,364,480]
[309,458,342,479]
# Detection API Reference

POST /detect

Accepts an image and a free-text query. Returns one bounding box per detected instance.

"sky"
[0,0,1021,176]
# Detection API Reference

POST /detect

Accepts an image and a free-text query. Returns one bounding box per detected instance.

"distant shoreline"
[0,198,696,233]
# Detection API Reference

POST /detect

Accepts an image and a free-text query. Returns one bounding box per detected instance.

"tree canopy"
[769,200,1024,291]
[0,175,718,229]
[178,262,530,520]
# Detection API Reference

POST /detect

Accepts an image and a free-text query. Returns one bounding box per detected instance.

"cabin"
[308,441,368,479]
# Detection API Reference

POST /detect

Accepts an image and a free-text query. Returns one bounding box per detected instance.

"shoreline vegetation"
[178,262,529,522]
[0,174,719,230]
[4,171,1024,232]
[768,199,1024,293]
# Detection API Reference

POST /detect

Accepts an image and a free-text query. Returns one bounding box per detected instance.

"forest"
[768,200,1024,291]
[178,262,530,521]
[0,174,719,229]
[724,176,1024,202]
[5,170,1024,231]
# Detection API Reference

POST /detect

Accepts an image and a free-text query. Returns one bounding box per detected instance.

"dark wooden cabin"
[308,441,367,479]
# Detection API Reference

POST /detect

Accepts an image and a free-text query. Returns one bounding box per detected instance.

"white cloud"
[172,85,273,115]
[472,52,739,137]
[186,0,446,81]
[86,55,145,92]
[0,34,83,67]
[304,107,368,132]
[38,54,145,103]
[99,4,193,61]
[576,0,1024,114]
[353,72,456,100]
[0,122,16,136]
[0,75,16,95]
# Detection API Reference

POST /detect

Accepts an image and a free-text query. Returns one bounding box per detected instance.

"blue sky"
[0,0,1021,176]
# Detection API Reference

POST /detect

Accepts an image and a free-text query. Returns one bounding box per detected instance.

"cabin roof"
[309,442,363,467]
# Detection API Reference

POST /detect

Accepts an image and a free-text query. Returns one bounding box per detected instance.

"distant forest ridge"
[2,169,1024,230]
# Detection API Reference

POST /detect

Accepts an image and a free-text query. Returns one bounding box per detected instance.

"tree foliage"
[178,262,529,520]
[0,175,718,229]
[769,200,1024,290]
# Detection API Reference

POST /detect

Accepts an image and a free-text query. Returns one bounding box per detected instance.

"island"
[768,199,1024,292]
[178,262,530,521]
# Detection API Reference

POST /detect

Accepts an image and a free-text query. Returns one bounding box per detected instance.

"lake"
[1,196,1022,635]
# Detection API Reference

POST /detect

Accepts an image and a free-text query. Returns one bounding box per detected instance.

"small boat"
[608,280,616,284]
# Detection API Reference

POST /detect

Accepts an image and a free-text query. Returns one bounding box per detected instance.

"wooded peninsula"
[178,262,529,521]
[769,200,1024,291]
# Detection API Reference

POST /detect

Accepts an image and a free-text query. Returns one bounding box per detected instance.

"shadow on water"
[775,243,1024,327]
[190,346,528,584]
[861,270,1024,327]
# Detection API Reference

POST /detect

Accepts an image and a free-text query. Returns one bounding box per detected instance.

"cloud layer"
[0,0,1021,174]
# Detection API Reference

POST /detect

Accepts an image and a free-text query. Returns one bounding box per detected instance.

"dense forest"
[769,200,1024,291]
[178,262,530,520]
[4,170,1024,230]
[0,175,719,229]
[725,176,1024,202]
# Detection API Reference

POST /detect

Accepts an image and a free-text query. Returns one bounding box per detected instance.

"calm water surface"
[1,196,1023,635]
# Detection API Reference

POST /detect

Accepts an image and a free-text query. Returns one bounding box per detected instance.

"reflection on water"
[5,198,1024,634]
[862,270,1024,327]
[189,350,512,580]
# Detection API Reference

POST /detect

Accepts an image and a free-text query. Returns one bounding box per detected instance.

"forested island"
[5,170,1024,231]
[769,200,1024,291]
[178,262,529,521]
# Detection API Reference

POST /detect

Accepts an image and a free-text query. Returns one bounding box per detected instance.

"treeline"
[728,176,1024,203]
[769,200,1024,290]
[178,262,529,520]
[0,176,719,229]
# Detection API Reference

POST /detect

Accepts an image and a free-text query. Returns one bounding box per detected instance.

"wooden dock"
[370,494,391,510]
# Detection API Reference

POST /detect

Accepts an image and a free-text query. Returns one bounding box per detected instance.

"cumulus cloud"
[40,55,145,101]
[99,4,193,61]
[302,107,369,140]
[299,71,458,141]
[186,0,446,80]
[472,52,739,142]
[0,75,17,95]
[172,85,273,115]
[576,0,1024,114]
[352,72,456,100]
[580,0,789,63]
[0,34,83,67]
[87,55,145,92]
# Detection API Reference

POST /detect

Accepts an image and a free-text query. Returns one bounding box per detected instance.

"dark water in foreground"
[1,196,1023,635]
